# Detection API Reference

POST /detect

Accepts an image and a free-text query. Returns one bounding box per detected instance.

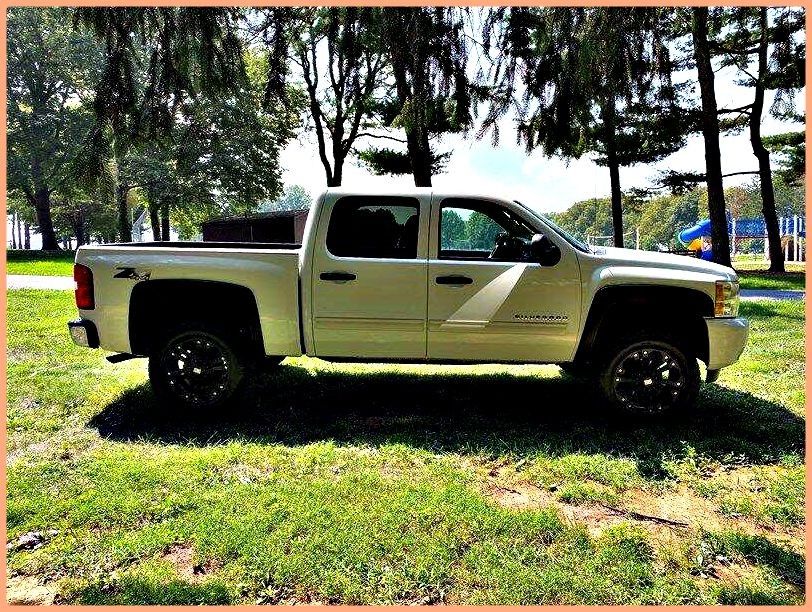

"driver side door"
[427,197,581,363]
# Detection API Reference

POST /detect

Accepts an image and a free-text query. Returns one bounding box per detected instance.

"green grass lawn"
[734,260,805,291]
[6,250,75,276]
[6,290,806,604]
[737,271,805,291]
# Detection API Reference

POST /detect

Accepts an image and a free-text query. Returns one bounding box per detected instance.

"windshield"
[513,201,590,253]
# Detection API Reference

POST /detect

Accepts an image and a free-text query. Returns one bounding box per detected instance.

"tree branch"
[710,42,760,55]
[718,104,753,115]
[722,170,759,178]
[354,132,407,144]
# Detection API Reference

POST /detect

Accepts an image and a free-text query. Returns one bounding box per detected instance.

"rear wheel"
[149,327,245,411]
[599,337,699,417]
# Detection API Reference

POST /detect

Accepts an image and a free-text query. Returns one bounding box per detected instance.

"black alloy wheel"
[149,329,244,410]
[601,339,699,416]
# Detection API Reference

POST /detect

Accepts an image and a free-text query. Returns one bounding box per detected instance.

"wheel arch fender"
[128,279,264,358]
[575,284,714,366]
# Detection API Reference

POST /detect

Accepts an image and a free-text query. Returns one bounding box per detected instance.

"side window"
[438,199,533,261]
[440,207,505,252]
[326,197,420,259]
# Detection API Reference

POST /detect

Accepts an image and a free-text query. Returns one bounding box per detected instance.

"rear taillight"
[74,264,95,310]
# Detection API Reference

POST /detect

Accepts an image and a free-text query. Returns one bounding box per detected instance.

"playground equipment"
[678,219,715,260]
[678,215,805,262]
[586,228,641,249]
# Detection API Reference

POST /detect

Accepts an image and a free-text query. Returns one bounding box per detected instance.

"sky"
[279,62,803,217]
[9,17,805,248]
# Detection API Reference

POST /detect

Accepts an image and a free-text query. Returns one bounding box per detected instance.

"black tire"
[598,335,700,417]
[148,325,245,411]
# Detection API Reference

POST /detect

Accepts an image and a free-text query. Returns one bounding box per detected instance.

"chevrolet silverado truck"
[68,188,748,416]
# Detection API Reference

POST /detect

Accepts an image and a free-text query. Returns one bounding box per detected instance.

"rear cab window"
[326,196,420,259]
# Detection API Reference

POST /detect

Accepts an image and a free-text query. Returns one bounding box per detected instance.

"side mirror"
[530,233,561,266]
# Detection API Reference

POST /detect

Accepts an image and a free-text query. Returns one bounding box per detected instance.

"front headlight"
[715,280,740,317]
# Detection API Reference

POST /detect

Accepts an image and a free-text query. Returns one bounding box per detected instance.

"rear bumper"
[705,316,749,370]
[68,319,100,348]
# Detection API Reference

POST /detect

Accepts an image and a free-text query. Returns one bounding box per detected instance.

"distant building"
[201,209,309,244]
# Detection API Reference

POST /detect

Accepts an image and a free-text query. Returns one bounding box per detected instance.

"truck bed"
[107,241,301,250]
[75,243,303,357]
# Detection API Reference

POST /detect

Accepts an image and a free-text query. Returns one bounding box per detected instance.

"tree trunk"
[149,205,161,241]
[750,8,784,272]
[160,203,170,241]
[608,161,623,248]
[117,186,132,242]
[330,116,346,187]
[33,188,60,250]
[28,108,59,249]
[602,100,624,247]
[692,8,731,267]
[11,212,17,249]
[407,130,433,188]
[29,155,60,249]
[332,156,344,187]
[406,71,433,187]
[72,222,85,246]
[387,14,433,189]
[17,214,23,249]
[24,222,30,249]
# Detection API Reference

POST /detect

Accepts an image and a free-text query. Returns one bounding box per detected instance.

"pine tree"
[360,8,481,187]
[483,7,685,248]
[713,7,805,272]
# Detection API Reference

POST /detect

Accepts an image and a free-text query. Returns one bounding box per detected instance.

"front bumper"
[705,316,749,370]
[68,319,100,348]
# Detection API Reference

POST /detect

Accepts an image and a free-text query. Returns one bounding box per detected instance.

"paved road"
[6,274,806,302]
[740,289,805,301]
[7,275,74,290]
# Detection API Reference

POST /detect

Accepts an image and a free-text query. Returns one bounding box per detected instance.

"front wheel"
[599,338,699,417]
[149,327,245,411]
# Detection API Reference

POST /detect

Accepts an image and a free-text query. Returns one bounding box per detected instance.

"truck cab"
[69,187,749,416]
[301,190,582,362]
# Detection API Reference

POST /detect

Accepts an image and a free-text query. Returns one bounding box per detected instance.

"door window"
[438,199,533,261]
[326,197,420,259]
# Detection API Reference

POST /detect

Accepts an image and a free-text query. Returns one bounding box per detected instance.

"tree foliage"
[74,7,245,141]
[6,7,806,253]
[260,184,313,212]
[258,8,387,187]
[763,131,805,186]
[361,8,482,186]
[483,7,686,247]
[7,7,103,249]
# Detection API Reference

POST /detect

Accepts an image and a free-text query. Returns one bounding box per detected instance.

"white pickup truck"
[69,188,748,416]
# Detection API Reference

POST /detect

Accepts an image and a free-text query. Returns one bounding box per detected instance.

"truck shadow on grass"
[88,364,804,479]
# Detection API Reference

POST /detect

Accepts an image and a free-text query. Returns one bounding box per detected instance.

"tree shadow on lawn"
[89,363,804,479]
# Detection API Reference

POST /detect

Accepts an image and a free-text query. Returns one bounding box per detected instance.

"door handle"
[320,271,357,282]
[435,275,473,286]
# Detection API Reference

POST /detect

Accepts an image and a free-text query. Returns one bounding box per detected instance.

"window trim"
[325,195,421,260]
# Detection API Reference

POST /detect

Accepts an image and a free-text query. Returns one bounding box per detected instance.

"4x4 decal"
[113,267,151,281]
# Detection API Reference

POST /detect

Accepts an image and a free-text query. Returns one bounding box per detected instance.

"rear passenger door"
[310,194,430,359]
